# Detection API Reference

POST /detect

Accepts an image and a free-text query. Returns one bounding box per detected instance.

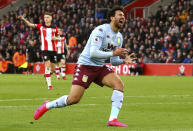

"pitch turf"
[0,74,193,131]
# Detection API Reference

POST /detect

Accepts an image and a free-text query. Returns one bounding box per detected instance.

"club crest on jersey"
[117,37,121,44]
[82,75,88,82]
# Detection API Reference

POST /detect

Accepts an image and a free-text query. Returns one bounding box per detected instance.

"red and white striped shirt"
[36,24,59,51]
[56,36,66,54]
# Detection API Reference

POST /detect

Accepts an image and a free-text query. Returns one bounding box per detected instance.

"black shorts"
[57,53,66,62]
[28,54,36,63]
[42,51,57,63]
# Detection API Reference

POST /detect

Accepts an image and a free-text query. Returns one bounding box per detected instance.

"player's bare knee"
[113,80,124,91]
[45,62,51,68]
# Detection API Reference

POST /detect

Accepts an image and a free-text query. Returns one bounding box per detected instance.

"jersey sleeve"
[61,36,65,41]
[35,24,42,31]
[90,27,105,48]
[110,56,124,66]
[90,27,113,58]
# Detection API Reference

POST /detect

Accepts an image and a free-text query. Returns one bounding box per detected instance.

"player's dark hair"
[44,12,53,17]
[107,5,124,22]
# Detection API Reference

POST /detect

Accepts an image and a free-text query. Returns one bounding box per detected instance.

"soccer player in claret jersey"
[18,12,59,90]
[53,28,70,80]
[34,5,136,127]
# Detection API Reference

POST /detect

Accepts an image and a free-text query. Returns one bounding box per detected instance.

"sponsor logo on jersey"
[101,43,117,52]
[107,43,117,50]
[44,56,47,60]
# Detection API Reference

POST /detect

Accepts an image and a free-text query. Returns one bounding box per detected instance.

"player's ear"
[110,16,114,21]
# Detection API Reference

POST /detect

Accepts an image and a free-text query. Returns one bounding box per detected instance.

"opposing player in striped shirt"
[18,12,59,90]
[53,28,70,80]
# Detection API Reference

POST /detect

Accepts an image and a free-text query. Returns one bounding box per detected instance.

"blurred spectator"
[12,50,26,73]
[152,53,160,63]
[68,36,77,48]
[179,10,188,23]
[183,54,192,63]
[4,52,14,73]
[134,57,145,75]
[95,8,105,19]
[168,21,179,34]
[166,52,173,63]
[173,49,183,63]
[26,39,38,74]
[129,57,144,75]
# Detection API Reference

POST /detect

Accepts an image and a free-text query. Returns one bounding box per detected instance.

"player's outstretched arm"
[64,42,70,58]
[18,15,36,28]
[52,36,61,41]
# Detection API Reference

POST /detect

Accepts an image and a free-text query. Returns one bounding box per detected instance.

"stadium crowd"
[0,0,193,73]
[123,0,193,64]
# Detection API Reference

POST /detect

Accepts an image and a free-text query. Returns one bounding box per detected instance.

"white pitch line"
[0,95,192,102]
[127,102,193,105]
[0,102,192,109]
[90,94,193,99]
[0,98,56,102]
[148,128,193,131]
[0,104,98,108]
[122,94,192,98]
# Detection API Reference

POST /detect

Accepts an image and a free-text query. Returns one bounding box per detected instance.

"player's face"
[44,15,52,23]
[113,10,125,29]
[58,29,63,35]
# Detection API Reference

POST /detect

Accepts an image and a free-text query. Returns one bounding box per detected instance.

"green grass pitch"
[0,74,193,131]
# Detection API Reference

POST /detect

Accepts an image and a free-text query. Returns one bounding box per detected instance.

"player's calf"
[66,95,81,105]
[46,95,68,109]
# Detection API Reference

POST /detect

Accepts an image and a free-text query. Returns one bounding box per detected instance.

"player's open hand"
[66,50,70,58]
[124,53,137,64]
[17,15,24,20]
[52,36,57,40]
[113,47,128,57]
[52,36,61,41]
